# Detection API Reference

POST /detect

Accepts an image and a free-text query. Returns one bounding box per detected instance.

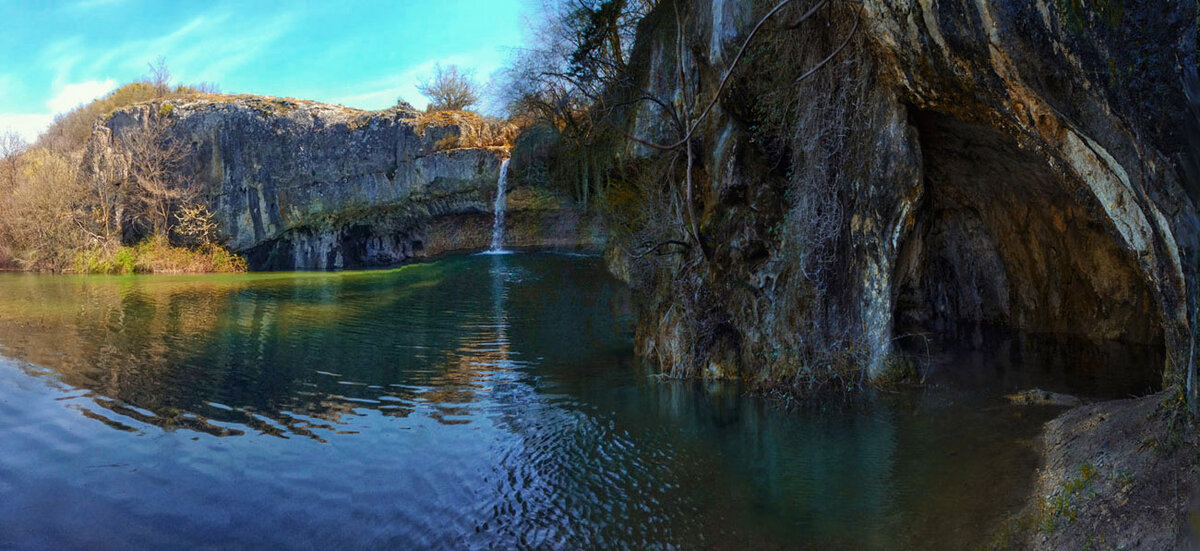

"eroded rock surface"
[605,0,1198,389]
[87,96,507,270]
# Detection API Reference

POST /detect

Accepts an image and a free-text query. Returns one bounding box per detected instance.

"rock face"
[605,0,1198,390]
[89,96,507,270]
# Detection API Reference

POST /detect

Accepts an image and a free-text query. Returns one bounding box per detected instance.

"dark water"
[0,253,1060,549]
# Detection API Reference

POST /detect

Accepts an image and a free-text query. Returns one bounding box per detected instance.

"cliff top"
[106,93,517,149]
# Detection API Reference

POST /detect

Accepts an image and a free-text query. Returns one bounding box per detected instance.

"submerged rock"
[1005,389,1082,408]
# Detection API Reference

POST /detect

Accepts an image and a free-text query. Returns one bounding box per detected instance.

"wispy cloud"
[39,37,85,89]
[46,79,116,113]
[330,46,507,111]
[179,13,298,83]
[0,79,117,142]
[82,12,229,78]
[55,8,298,90]
[67,0,128,11]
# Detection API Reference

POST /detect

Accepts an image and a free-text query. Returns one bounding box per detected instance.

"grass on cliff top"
[410,110,519,150]
[36,81,227,153]
[74,235,247,275]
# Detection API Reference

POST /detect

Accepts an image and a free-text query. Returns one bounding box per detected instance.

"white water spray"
[489,158,510,252]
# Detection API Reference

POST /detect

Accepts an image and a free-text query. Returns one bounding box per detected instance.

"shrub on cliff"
[417,64,480,111]
[411,110,518,150]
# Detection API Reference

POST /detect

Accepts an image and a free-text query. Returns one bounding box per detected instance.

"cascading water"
[489,158,511,252]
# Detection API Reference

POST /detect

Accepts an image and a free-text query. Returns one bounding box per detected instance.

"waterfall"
[489,158,510,252]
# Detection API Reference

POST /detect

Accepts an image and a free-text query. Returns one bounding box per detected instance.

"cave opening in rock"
[891,110,1165,399]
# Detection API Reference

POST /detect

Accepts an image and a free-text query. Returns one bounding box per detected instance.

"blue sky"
[0,0,526,141]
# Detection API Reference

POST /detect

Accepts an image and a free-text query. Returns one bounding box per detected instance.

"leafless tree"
[496,0,655,209]
[86,144,125,242]
[148,56,172,97]
[418,64,480,111]
[118,114,193,236]
[0,131,28,191]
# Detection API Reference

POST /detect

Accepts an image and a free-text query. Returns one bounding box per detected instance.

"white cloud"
[46,79,116,114]
[0,79,117,143]
[0,113,54,143]
[68,0,127,10]
[78,10,296,87]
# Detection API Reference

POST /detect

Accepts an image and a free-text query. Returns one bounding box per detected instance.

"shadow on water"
[896,326,1164,401]
[0,253,1060,548]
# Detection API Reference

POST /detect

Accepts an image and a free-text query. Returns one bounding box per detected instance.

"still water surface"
[0,253,1059,549]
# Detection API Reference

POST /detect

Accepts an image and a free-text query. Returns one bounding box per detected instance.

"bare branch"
[631,239,691,259]
[792,4,862,85]
[626,0,819,152]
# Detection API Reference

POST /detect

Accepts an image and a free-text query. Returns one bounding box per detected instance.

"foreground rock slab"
[1024,394,1199,549]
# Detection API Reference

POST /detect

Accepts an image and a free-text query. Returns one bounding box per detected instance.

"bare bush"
[0,148,89,269]
[0,131,28,192]
[117,114,195,236]
[148,56,171,97]
[418,64,480,111]
[173,203,219,246]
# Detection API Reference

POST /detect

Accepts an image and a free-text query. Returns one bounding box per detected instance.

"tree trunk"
[581,149,590,212]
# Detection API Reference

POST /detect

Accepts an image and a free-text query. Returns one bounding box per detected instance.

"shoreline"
[0,244,607,277]
[991,392,1200,548]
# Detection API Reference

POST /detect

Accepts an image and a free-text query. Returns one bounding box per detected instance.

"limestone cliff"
[603,0,1198,390]
[84,95,595,270]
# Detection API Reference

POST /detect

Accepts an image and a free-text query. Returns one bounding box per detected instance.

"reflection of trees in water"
[0,271,444,437]
[0,256,634,441]
[0,259,1045,548]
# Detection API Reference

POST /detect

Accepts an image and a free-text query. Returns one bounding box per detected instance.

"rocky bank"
[1014,392,1199,548]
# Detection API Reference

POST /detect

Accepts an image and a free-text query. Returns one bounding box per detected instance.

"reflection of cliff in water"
[897,325,1164,400]
[0,256,633,439]
[0,255,1062,548]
